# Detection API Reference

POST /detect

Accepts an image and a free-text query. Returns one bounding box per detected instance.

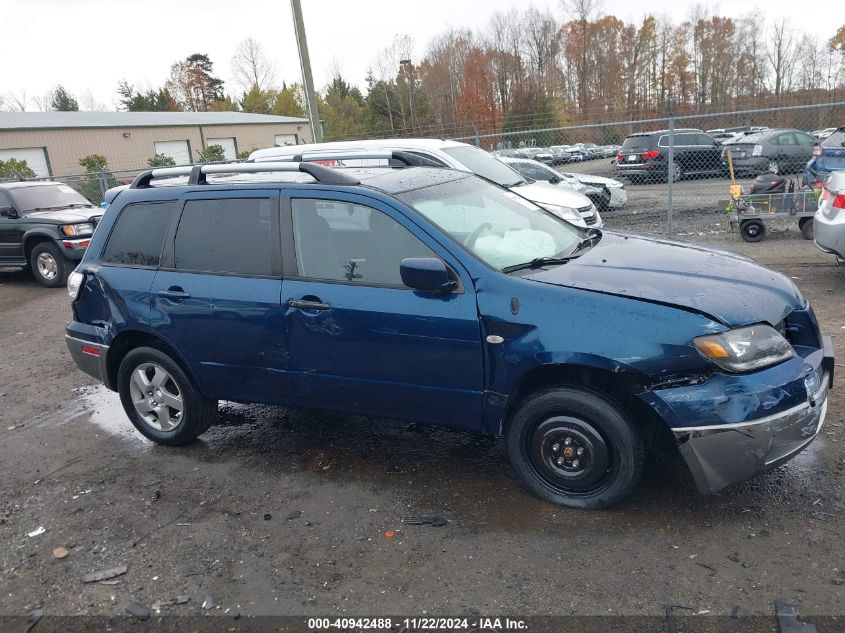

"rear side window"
[174,198,273,276]
[102,202,174,267]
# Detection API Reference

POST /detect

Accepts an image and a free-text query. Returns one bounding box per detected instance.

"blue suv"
[66,159,833,509]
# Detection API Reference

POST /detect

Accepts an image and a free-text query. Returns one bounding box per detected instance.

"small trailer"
[723,150,819,242]
[727,190,818,242]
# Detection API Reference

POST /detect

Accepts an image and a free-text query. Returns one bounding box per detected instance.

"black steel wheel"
[740,219,766,242]
[506,387,644,509]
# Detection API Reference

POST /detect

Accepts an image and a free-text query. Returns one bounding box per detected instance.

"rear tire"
[799,217,814,240]
[29,242,69,288]
[117,346,217,446]
[505,387,644,509]
[740,219,766,242]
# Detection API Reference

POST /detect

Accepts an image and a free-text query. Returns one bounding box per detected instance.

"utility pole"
[290,0,322,143]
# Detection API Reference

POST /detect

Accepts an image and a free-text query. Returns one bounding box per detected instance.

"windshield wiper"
[568,228,603,256]
[502,255,580,274]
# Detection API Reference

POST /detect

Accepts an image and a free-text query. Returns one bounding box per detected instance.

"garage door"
[154,140,191,165]
[0,147,50,178]
[275,134,298,147]
[206,137,237,161]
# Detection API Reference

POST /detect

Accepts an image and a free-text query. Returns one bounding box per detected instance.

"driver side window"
[291,199,436,286]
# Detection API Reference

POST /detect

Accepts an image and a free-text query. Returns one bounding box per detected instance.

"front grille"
[584,213,598,226]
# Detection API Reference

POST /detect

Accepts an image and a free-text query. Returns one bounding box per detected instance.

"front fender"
[476,274,722,432]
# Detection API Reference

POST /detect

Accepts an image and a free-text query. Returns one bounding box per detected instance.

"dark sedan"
[723,129,818,176]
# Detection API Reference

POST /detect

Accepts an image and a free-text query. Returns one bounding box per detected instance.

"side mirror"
[0,206,17,218]
[548,176,562,184]
[400,257,455,293]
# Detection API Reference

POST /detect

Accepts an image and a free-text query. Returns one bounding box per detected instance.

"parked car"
[574,143,603,159]
[562,172,628,210]
[0,181,102,287]
[812,128,837,141]
[803,127,845,185]
[519,147,555,165]
[249,139,601,228]
[813,170,845,263]
[549,146,576,164]
[67,160,833,509]
[498,156,612,212]
[723,128,818,176]
[615,129,725,183]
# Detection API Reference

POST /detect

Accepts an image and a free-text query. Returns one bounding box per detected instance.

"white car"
[249,139,602,228]
[561,172,627,210]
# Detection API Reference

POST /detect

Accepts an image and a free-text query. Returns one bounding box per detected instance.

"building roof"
[0,111,309,131]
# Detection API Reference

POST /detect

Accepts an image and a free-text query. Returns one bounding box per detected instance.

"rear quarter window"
[101,202,175,267]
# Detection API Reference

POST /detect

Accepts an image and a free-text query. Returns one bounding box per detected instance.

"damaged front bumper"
[673,373,828,493]
[665,335,834,494]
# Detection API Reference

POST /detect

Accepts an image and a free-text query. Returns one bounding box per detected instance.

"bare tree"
[767,18,796,98]
[231,38,275,91]
[79,89,106,112]
[4,90,29,111]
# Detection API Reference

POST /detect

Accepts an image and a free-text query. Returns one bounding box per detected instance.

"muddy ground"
[1,208,844,621]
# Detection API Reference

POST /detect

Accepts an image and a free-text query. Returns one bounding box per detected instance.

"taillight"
[834,193,845,209]
[67,271,84,302]
[813,146,822,157]
[641,149,660,160]
[616,152,623,162]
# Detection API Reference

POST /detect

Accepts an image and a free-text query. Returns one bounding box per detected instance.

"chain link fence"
[2,101,843,239]
[452,101,845,239]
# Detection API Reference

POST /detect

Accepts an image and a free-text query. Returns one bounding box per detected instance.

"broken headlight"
[693,324,794,372]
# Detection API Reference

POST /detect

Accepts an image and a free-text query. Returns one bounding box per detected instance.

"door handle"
[289,299,331,311]
[158,288,192,302]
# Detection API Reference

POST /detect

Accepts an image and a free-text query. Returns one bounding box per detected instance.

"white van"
[249,139,601,228]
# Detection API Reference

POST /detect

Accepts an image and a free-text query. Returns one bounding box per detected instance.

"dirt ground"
[1,213,843,622]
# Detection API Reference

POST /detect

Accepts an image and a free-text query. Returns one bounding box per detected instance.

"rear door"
[0,190,23,264]
[280,191,484,430]
[150,190,286,404]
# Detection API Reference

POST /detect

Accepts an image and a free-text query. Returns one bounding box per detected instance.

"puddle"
[63,385,153,449]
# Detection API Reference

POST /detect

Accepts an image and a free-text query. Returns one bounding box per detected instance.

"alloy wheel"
[36,252,58,280]
[128,362,184,431]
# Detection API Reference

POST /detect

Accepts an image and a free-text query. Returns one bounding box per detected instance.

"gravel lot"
[1,210,843,623]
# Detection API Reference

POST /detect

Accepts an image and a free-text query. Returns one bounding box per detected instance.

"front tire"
[505,388,644,509]
[117,346,217,445]
[29,242,69,288]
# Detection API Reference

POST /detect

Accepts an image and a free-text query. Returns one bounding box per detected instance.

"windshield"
[8,183,92,213]
[399,175,581,271]
[441,146,526,188]
[822,129,845,147]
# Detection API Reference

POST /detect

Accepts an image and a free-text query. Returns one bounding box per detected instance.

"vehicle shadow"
[179,399,830,534]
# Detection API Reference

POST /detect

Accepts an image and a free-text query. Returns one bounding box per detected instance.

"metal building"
[0,111,312,177]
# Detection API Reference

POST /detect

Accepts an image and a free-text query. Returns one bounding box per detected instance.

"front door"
[281,192,484,430]
[150,191,286,405]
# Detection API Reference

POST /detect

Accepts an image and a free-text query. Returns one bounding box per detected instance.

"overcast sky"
[1,0,841,110]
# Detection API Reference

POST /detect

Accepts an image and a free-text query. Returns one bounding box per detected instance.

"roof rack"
[129,161,360,189]
[256,150,443,168]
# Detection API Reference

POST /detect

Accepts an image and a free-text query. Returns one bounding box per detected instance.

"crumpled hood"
[25,208,103,224]
[525,232,804,327]
[519,180,593,209]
